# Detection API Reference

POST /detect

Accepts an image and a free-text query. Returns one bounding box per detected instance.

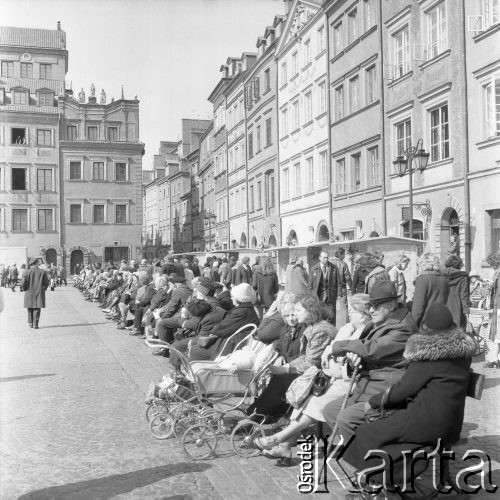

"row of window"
[244,68,272,110]
[66,125,121,141]
[5,127,54,146]
[281,151,329,200]
[0,87,54,107]
[333,64,377,121]
[389,1,448,80]
[0,203,128,231]
[331,0,376,56]
[248,117,272,157]
[1,61,53,79]
[69,204,129,224]
[280,22,326,86]
[226,97,245,131]
[334,146,380,195]
[248,171,276,215]
[394,104,449,163]
[280,82,327,137]
[214,195,228,223]
[1,162,129,191]
[69,161,129,181]
[228,138,246,172]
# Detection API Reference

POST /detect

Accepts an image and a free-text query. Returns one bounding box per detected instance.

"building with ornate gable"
[276,0,331,247]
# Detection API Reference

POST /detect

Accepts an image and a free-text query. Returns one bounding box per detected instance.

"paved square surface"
[0,286,498,499]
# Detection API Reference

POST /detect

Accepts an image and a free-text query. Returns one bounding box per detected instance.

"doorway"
[70,250,84,274]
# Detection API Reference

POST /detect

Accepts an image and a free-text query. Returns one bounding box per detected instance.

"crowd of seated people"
[73,252,479,497]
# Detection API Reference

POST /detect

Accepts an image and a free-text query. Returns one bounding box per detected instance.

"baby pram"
[145,323,278,460]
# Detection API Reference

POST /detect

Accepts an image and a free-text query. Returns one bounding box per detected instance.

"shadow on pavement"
[0,373,56,383]
[46,322,110,329]
[18,462,210,499]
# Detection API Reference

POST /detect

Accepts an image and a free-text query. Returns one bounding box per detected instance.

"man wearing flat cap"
[20,257,49,329]
[323,280,418,440]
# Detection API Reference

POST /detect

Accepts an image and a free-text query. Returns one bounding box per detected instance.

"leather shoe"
[152,349,167,356]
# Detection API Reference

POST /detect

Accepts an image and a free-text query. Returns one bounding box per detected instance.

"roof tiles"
[0,26,66,49]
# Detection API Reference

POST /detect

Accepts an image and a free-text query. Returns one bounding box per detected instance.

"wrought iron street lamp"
[393,138,430,239]
[204,212,216,251]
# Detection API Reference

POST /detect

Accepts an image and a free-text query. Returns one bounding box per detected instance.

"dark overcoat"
[252,271,279,308]
[308,261,340,305]
[21,267,49,308]
[443,268,470,328]
[344,328,476,484]
[411,271,450,326]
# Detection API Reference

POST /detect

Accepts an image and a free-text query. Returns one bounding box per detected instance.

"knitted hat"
[231,283,256,304]
[469,270,480,278]
[242,256,250,265]
[194,277,216,296]
[212,261,219,268]
[421,303,455,333]
[349,294,370,315]
[186,298,212,317]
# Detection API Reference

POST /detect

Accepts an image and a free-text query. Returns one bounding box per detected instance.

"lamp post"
[393,138,430,239]
[204,212,216,251]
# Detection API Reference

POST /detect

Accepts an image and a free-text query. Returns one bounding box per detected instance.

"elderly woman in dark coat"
[343,303,476,493]
[443,255,470,329]
[189,283,259,361]
[20,258,49,329]
[411,253,450,327]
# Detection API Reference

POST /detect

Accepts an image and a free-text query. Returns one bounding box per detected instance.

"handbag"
[311,370,331,397]
[285,366,319,408]
[197,335,217,348]
[365,386,395,422]
[465,320,486,356]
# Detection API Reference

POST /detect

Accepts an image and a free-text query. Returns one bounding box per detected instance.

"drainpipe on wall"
[325,7,334,239]
[57,109,64,266]
[461,0,472,272]
[379,0,387,235]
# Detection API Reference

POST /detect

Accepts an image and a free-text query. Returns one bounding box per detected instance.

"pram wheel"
[231,419,265,458]
[150,412,175,440]
[145,400,169,422]
[182,424,217,460]
[174,409,199,437]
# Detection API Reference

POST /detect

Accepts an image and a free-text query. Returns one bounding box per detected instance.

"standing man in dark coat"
[332,248,352,326]
[20,258,49,329]
[308,251,340,325]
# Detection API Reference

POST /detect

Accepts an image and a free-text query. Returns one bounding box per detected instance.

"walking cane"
[317,364,360,489]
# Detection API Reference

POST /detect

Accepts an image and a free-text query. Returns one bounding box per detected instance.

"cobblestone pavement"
[0,286,499,500]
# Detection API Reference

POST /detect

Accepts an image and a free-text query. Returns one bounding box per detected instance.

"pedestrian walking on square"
[388,254,410,303]
[8,263,19,291]
[288,258,309,296]
[332,248,352,326]
[485,251,500,368]
[20,257,49,329]
[308,251,340,325]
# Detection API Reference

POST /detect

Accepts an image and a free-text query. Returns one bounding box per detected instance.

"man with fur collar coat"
[344,303,476,490]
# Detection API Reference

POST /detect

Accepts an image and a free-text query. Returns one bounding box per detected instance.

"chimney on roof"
[57,21,61,31]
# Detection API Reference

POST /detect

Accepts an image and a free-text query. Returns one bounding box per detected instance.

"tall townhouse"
[245,15,285,249]
[143,141,177,261]
[187,146,203,252]
[197,123,216,251]
[276,0,330,246]
[381,0,468,265]
[225,53,257,249]
[59,86,144,271]
[326,0,384,241]
[167,119,210,253]
[0,25,67,264]
[464,1,500,277]
[208,63,233,251]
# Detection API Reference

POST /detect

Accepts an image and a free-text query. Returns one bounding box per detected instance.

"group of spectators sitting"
[73,250,481,497]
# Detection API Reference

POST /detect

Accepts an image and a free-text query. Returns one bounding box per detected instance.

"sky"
[2,0,283,168]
